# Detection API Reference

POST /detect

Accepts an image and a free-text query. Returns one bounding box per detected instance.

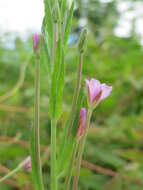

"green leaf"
[55,47,65,120]
[41,18,51,75]
[30,128,44,190]
[61,0,68,22]
[49,40,61,119]
[44,0,53,49]
[63,0,74,48]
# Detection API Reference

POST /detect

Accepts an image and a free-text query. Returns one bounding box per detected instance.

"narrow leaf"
[41,18,51,75]
[55,47,65,120]
[49,40,61,119]
[61,0,68,22]
[44,0,53,49]
[63,0,74,48]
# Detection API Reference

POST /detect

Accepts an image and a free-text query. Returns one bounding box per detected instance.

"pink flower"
[24,156,31,172]
[76,108,87,138]
[85,78,112,106]
[33,33,41,52]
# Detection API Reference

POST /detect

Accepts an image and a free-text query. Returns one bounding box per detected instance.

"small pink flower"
[85,78,112,106]
[76,108,87,138]
[24,156,31,172]
[33,33,41,52]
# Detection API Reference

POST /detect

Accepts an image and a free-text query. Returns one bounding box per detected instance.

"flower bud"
[76,108,87,138]
[24,156,31,172]
[78,28,88,53]
[33,33,41,53]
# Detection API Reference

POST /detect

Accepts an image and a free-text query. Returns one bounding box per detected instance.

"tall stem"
[64,141,78,190]
[67,53,83,138]
[51,118,57,190]
[51,18,58,190]
[34,58,44,190]
[72,109,92,190]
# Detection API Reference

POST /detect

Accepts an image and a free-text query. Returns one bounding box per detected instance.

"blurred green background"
[0,0,143,189]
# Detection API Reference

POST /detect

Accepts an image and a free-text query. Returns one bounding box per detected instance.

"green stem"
[50,11,58,190]
[72,109,92,190]
[64,141,79,190]
[67,52,83,138]
[51,118,57,190]
[0,159,28,183]
[34,58,44,190]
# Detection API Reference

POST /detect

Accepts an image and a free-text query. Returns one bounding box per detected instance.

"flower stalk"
[64,108,86,190]
[34,55,45,190]
[50,2,59,189]
[67,52,83,138]
[72,108,92,190]
[64,141,79,190]
[67,28,87,138]
[51,118,57,190]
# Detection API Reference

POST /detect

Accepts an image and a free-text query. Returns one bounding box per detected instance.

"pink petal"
[98,84,112,103]
[24,156,31,172]
[86,79,102,103]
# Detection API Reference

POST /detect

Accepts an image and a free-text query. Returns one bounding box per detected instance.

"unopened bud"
[78,28,88,53]
[24,156,31,172]
[76,108,87,138]
[33,33,41,54]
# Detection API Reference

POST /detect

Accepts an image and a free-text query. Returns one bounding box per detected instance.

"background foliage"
[0,0,143,189]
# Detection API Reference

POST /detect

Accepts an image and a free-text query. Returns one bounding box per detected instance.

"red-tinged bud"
[24,156,31,172]
[33,33,41,53]
[76,108,87,138]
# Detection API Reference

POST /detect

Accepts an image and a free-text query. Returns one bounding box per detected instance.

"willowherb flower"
[76,108,87,138]
[33,33,41,53]
[24,156,31,172]
[85,78,112,107]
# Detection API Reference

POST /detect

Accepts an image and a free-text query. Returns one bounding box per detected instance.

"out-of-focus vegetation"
[0,0,143,189]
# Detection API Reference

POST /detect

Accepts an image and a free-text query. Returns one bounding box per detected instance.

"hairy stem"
[67,53,83,138]
[34,58,44,190]
[72,109,92,190]
[64,141,79,190]
[51,118,57,190]
[51,19,58,190]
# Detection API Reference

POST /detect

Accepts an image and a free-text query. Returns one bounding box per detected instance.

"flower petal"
[86,79,102,103]
[99,84,112,102]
